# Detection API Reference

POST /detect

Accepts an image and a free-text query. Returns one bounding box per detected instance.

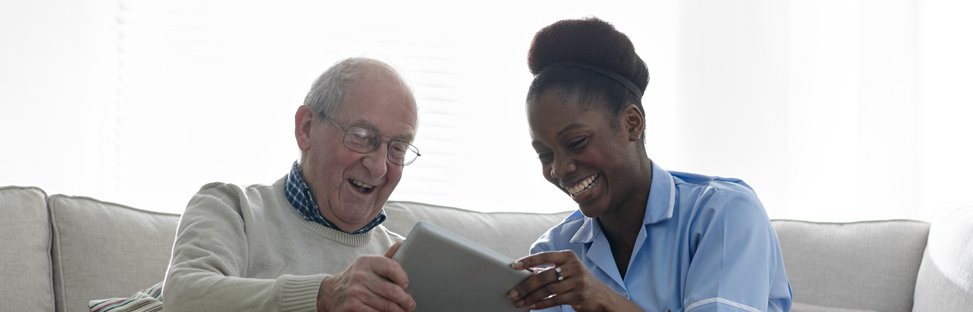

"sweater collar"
[284,161,386,234]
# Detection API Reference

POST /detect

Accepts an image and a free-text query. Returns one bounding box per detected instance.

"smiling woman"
[507,17,792,311]
[1,0,971,223]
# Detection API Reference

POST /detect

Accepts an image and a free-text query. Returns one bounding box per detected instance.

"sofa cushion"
[0,186,55,312]
[912,206,973,311]
[49,194,180,312]
[772,219,929,312]
[383,201,573,259]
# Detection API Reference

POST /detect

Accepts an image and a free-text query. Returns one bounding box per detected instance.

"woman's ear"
[623,104,645,141]
[295,105,314,151]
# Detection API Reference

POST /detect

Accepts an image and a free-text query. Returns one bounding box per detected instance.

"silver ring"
[554,267,564,281]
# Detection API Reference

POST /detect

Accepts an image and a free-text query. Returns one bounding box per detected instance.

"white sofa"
[2,185,972,312]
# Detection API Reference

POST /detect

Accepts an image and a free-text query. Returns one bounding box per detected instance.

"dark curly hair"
[526,17,649,120]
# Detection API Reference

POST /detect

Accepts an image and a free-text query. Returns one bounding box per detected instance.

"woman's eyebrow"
[557,123,587,136]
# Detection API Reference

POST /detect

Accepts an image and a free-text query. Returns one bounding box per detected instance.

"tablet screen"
[393,221,531,312]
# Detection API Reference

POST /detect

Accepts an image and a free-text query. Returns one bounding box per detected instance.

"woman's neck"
[597,157,653,278]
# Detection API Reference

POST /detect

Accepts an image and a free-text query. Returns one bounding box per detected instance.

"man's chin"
[330,206,381,228]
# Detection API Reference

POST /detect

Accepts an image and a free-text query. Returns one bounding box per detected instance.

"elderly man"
[163,58,420,312]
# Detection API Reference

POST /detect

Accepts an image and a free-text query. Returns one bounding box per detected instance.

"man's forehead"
[335,63,417,139]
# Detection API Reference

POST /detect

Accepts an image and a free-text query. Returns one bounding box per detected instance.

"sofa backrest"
[772,219,930,312]
[382,201,573,259]
[11,185,965,312]
[48,194,180,312]
[1,186,55,312]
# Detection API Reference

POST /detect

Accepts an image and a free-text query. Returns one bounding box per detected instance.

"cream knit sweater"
[163,177,402,312]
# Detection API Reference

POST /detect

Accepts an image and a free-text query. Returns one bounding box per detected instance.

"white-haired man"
[164,58,420,312]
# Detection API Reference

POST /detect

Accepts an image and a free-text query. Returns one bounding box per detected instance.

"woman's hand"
[507,250,640,311]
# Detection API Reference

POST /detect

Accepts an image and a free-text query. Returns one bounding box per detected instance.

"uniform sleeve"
[682,186,792,312]
[528,231,555,255]
[163,183,326,312]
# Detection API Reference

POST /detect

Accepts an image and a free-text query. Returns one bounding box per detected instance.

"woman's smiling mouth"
[565,173,600,197]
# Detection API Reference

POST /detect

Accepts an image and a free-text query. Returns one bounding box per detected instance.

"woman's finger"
[513,272,575,309]
[524,288,580,310]
[521,267,578,306]
[511,250,573,270]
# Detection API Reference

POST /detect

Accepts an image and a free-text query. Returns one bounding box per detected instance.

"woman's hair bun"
[527,17,648,93]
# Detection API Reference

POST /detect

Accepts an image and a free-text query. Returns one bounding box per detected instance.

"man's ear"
[295,105,314,151]
[623,104,645,141]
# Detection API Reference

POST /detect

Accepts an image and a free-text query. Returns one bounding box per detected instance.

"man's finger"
[364,274,415,312]
[353,287,408,312]
[370,257,411,290]
[385,242,403,258]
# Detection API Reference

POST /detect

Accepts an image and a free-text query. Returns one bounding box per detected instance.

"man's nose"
[362,143,390,177]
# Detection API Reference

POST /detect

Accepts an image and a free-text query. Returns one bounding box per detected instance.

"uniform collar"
[570,161,675,244]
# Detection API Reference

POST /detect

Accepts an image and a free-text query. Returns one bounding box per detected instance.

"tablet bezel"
[393,221,531,312]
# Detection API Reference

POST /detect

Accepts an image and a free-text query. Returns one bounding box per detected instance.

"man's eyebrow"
[393,133,415,142]
[350,120,414,141]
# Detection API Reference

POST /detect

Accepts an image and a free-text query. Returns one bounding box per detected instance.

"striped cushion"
[87,281,162,312]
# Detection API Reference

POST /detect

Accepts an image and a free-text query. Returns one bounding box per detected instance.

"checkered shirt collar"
[284,161,386,234]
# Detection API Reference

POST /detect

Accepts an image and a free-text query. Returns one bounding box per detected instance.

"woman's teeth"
[567,174,598,197]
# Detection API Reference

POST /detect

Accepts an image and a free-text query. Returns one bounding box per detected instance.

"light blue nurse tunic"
[531,162,792,312]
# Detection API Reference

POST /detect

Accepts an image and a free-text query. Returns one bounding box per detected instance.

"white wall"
[2,0,971,221]
[1,0,118,203]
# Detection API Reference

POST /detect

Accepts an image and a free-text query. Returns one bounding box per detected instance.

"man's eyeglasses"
[323,117,421,166]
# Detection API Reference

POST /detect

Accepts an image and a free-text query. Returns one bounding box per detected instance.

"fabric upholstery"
[48,194,180,312]
[6,184,967,311]
[772,220,929,312]
[383,201,573,259]
[0,186,55,312]
[912,206,973,312]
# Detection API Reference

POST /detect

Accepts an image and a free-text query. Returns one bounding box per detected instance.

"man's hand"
[317,244,414,312]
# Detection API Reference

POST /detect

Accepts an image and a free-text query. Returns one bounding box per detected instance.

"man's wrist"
[316,276,337,312]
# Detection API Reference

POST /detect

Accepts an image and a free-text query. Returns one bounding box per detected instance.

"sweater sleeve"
[163,183,327,312]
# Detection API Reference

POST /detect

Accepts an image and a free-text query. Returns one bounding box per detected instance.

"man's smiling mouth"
[349,179,376,194]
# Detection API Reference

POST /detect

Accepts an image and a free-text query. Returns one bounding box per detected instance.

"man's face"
[297,65,417,232]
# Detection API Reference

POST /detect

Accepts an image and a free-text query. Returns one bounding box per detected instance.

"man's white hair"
[303,57,407,120]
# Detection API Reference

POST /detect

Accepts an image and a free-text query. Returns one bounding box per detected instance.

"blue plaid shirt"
[284,161,386,234]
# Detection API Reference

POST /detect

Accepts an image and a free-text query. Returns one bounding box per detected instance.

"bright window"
[3,0,972,222]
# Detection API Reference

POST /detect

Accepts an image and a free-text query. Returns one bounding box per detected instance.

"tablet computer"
[392,221,531,312]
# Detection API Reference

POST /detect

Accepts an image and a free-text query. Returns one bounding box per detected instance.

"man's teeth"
[567,175,597,197]
[350,179,375,190]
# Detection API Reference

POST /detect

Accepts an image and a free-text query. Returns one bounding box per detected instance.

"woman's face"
[527,89,641,218]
